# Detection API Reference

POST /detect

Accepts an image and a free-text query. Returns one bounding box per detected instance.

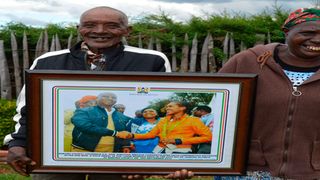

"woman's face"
[286,21,320,60]
[142,109,157,119]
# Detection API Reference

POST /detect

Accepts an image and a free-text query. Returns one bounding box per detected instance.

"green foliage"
[213,47,226,65]
[0,4,290,71]
[64,109,74,125]
[0,22,77,60]
[0,99,16,148]
[0,172,31,180]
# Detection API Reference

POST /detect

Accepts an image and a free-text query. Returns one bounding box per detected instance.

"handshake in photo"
[116,131,134,139]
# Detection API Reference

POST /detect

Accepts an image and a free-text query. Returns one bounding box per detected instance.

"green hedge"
[0,99,16,148]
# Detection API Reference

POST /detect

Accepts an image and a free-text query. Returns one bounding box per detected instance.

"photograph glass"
[26,71,256,174]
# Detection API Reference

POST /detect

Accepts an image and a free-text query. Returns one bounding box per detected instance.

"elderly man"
[4,6,192,180]
[71,92,131,153]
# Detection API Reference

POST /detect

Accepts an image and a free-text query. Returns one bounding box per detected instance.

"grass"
[0,174,31,180]
[0,164,31,180]
[0,164,212,180]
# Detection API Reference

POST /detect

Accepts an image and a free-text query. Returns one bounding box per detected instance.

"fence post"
[229,32,235,58]
[156,38,162,52]
[122,37,128,45]
[67,33,73,49]
[180,33,189,73]
[23,31,29,82]
[35,31,44,58]
[207,33,217,73]
[50,35,55,51]
[267,31,271,44]
[76,32,82,43]
[0,40,12,100]
[200,33,209,73]
[11,31,22,96]
[222,32,229,65]
[148,36,154,50]
[171,35,177,72]
[189,33,198,72]
[138,33,143,48]
[43,29,49,54]
[55,34,61,50]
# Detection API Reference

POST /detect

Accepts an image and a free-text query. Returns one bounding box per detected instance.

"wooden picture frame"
[26,70,257,175]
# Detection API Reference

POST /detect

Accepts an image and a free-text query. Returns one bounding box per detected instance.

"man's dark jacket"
[71,106,131,152]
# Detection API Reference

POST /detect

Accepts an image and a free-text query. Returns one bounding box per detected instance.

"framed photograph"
[26,70,257,175]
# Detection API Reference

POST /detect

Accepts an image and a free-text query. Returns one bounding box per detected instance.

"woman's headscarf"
[282,7,320,32]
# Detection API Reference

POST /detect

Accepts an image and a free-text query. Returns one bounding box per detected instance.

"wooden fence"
[0,30,269,99]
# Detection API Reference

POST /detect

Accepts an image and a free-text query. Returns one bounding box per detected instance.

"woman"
[128,108,160,153]
[218,7,320,179]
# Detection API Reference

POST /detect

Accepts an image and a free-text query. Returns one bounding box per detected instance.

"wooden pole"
[35,31,44,58]
[207,33,217,72]
[11,32,22,96]
[200,33,209,73]
[0,40,12,100]
[122,37,128,45]
[76,32,82,43]
[138,33,143,48]
[67,33,73,49]
[229,33,235,58]
[43,29,49,54]
[171,35,177,72]
[156,38,162,52]
[50,35,55,52]
[22,31,29,82]
[222,32,229,65]
[147,36,154,50]
[180,33,189,73]
[189,33,198,72]
[55,34,61,50]
[267,31,271,44]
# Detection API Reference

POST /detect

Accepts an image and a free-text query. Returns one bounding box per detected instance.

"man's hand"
[121,169,194,180]
[116,131,132,139]
[7,146,36,176]
[123,147,131,153]
[164,169,194,179]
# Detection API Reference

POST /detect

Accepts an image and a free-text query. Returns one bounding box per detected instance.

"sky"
[0,0,316,27]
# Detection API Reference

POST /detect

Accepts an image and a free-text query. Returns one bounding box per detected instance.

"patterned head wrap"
[282,7,320,32]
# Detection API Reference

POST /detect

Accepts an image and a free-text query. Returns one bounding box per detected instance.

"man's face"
[116,107,125,113]
[142,109,157,119]
[83,100,97,108]
[286,21,320,60]
[78,8,130,53]
[165,102,185,116]
[192,109,202,117]
[99,93,117,107]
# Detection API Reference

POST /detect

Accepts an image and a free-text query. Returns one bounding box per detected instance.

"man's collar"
[80,41,124,58]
